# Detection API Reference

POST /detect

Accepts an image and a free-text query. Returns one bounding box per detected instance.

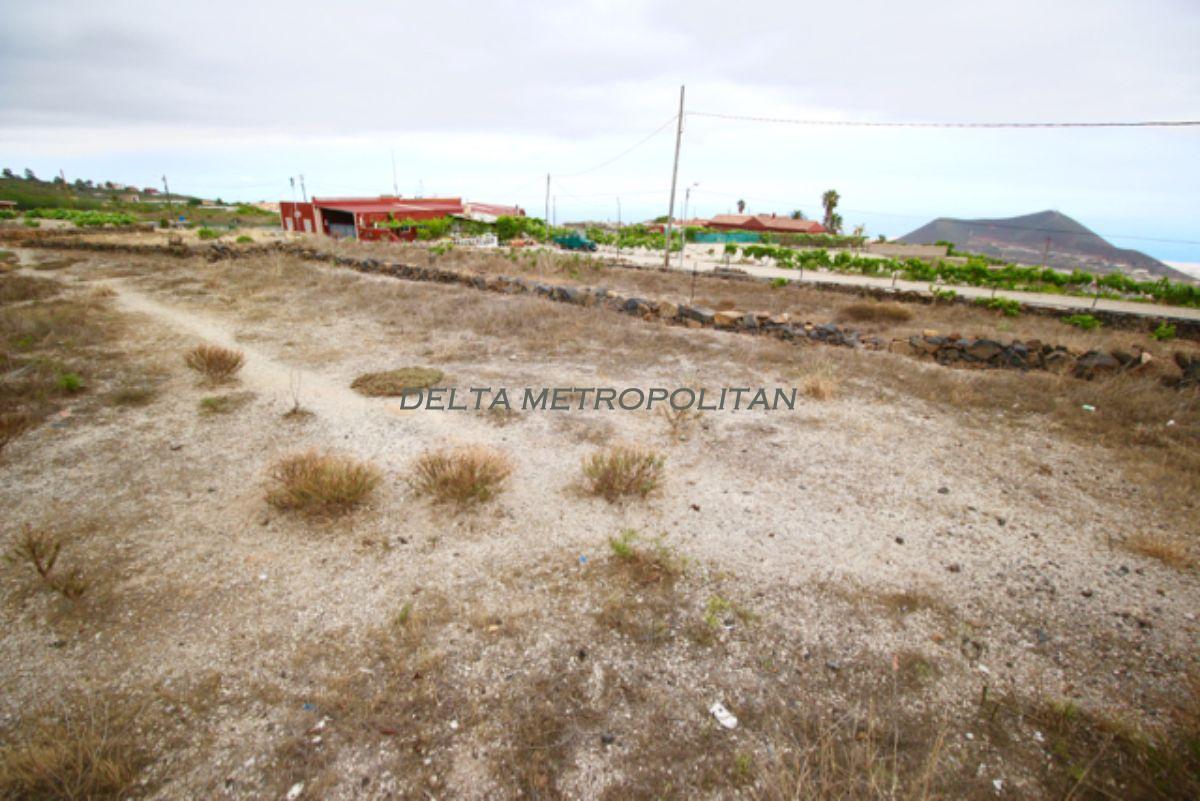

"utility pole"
[662,84,685,269]
[678,183,697,269]
[616,197,622,261]
[544,173,551,231]
[391,150,399,197]
[162,175,172,213]
[299,174,308,203]
[289,176,296,205]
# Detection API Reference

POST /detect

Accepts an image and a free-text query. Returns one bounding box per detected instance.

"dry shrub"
[6,525,86,599]
[266,450,381,516]
[0,412,32,451]
[183,344,244,382]
[409,445,513,506]
[838,301,914,324]
[803,362,840,400]
[107,383,156,407]
[0,701,144,800]
[583,444,665,501]
[1122,532,1196,570]
[351,366,442,397]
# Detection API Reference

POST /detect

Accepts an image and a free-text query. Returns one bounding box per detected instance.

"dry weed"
[183,344,244,382]
[1121,532,1196,570]
[265,450,381,516]
[0,700,144,800]
[582,444,665,501]
[6,525,86,599]
[351,366,442,397]
[409,445,513,506]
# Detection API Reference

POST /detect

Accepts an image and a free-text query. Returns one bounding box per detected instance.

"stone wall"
[5,231,1198,388]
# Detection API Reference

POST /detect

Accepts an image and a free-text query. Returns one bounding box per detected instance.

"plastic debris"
[992,778,1004,793]
[709,701,738,729]
[579,555,588,565]
[286,782,304,800]
[1081,404,1096,412]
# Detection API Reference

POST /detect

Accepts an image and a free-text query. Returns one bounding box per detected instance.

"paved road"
[598,245,1200,321]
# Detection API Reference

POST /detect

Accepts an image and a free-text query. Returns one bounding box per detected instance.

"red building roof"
[708,214,827,234]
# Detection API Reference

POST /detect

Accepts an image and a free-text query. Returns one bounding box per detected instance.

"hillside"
[898,210,1190,281]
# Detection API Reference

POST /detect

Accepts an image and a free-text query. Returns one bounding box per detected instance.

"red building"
[707,214,827,234]
[278,196,523,241]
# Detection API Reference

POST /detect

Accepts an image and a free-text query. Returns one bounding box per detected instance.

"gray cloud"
[2,0,1196,138]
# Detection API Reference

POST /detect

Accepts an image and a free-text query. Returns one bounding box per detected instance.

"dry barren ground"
[1,239,1197,800]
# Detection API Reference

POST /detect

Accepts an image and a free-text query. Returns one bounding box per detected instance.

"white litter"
[992,778,1004,793]
[285,782,304,800]
[709,701,738,729]
[450,720,459,730]
[1081,404,1096,412]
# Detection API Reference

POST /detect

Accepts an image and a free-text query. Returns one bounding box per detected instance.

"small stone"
[946,563,962,573]
[996,516,1006,527]
[937,486,949,495]
[1081,589,1093,598]
[600,733,615,746]
[825,660,841,672]
[894,536,905,545]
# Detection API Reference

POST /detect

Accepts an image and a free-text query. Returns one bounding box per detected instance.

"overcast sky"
[2,0,1198,259]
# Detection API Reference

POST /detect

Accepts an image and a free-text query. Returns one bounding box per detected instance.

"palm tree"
[790,209,806,220]
[821,190,840,231]
[736,199,746,214]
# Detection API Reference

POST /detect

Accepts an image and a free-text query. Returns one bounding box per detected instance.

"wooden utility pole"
[544,173,551,233]
[662,85,685,269]
[162,175,172,212]
[299,174,308,203]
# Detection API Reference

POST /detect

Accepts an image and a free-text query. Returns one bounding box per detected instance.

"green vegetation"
[726,242,1200,309]
[25,208,138,226]
[56,372,84,393]
[1152,322,1177,341]
[235,235,253,244]
[1063,313,1102,331]
[974,296,1022,317]
[930,286,959,303]
[196,227,220,240]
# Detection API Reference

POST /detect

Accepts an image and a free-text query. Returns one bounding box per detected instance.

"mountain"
[897,210,1190,282]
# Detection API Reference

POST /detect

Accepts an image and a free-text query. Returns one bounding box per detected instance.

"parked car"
[553,232,598,252]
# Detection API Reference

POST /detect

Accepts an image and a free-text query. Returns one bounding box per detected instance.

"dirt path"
[104,278,384,421]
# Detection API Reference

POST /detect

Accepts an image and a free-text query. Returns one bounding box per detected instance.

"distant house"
[119,192,140,203]
[278,196,524,240]
[707,214,827,235]
[0,200,17,210]
[142,187,160,196]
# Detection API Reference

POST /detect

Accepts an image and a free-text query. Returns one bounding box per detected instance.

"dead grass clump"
[106,383,157,407]
[1015,694,1200,799]
[409,445,512,506]
[0,412,32,451]
[582,444,665,501]
[803,362,840,400]
[198,391,255,416]
[351,366,442,397]
[876,588,948,620]
[0,702,145,800]
[5,525,87,599]
[0,274,60,304]
[1121,532,1196,570]
[753,705,950,801]
[661,402,702,440]
[265,450,381,516]
[183,344,244,382]
[838,301,914,324]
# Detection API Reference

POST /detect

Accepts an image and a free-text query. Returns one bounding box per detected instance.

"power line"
[554,114,678,178]
[687,111,1200,129]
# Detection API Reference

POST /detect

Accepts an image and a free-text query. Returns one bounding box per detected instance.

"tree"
[821,189,841,233]
[789,209,806,220]
[23,168,36,181]
[2,168,13,179]
[52,175,65,185]
[736,199,746,214]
